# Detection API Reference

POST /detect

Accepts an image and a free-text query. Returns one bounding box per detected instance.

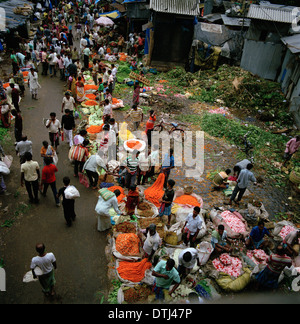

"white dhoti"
[29,72,39,95]
[95,194,121,232]
[97,213,112,232]
[64,129,73,147]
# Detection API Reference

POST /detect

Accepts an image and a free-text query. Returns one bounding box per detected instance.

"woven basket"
[183,185,195,195]
[289,170,300,185]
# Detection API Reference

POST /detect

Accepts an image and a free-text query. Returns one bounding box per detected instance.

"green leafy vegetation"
[1,203,32,228]
[107,279,122,304]
[0,127,9,142]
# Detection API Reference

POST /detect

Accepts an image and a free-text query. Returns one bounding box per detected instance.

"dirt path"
[0,72,109,304]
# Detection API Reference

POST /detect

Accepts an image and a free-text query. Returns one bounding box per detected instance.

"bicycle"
[153,118,187,142]
[234,130,258,164]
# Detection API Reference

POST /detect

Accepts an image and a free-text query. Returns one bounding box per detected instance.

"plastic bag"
[2,155,13,168]
[53,152,58,165]
[79,172,89,188]
[23,266,43,283]
[64,185,80,199]
[197,241,214,266]
[0,162,10,175]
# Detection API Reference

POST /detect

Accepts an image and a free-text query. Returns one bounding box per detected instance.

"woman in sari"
[68,74,77,99]
[132,80,142,106]
[75,76,85,102]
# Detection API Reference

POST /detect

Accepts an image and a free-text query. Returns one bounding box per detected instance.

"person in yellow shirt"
[125,104,143,131]
[212,169,231,191]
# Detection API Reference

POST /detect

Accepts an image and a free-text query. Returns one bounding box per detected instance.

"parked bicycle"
[153,118,187,142]
[234,130,259,164]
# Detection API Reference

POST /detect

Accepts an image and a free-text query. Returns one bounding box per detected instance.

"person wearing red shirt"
[146,109,156,148]
[41,157,60,207]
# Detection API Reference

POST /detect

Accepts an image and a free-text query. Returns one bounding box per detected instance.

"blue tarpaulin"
[122,0,145,3]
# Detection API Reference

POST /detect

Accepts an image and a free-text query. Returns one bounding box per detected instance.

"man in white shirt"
[48,49,57,77]
[30,243,57,296]
[181,206,202,247]
[46,112,61,152]
[83,46,90,69]
[61,92,76,114]
[178,248,200,278]
[109,118,118,137]
[143,224,161,261]
[54,43,62,56]
[16,135,33,164]
[111,64,118,91]
[98,46,104,58]
[102,68,109,84]
[21,152,40,204]
[102,99,112,121]
[63,54,72,70]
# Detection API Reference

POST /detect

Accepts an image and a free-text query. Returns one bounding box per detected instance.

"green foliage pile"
[161,65,293,128]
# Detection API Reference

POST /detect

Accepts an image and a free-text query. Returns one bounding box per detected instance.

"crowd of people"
[0,0,299,303]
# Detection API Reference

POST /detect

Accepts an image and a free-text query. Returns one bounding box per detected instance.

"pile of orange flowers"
[173,195,200,207]
[86,125,103,134]
[115,233,140,256]
[108,186,126,203]
[117,258,152,282]
[144,173,165,207]
[126,140,142,150]
[83,100,98,106]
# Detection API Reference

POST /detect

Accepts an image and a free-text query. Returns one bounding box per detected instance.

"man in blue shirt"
[161,148,175,188]
[152,258,180,300]
[245,220,273,250]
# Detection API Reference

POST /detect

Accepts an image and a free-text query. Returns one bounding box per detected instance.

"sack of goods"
[68,145,86,161]
[64,185,80,199]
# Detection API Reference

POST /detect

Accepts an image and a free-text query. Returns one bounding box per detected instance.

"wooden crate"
[129,71,150,86]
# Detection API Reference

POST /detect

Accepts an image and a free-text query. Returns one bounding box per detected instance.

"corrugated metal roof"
[149,0,200,16]
[221,14,251,27]
[281,35,300,54]
[247,4,296,23]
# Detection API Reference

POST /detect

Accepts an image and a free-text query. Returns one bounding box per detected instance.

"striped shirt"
[127,108,143,122]
[125,156,139,173]
[266,254,292,274]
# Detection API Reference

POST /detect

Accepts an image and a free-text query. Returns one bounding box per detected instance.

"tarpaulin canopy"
[98,10,121,19]
[0,0,33,30]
